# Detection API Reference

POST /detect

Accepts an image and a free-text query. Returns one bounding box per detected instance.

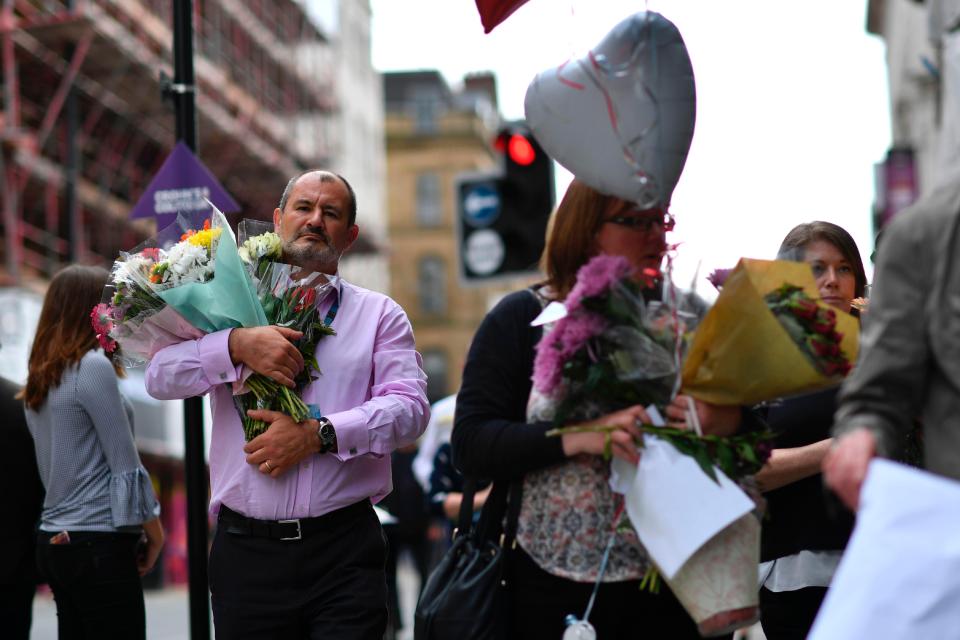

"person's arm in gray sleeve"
[825,210,931,508]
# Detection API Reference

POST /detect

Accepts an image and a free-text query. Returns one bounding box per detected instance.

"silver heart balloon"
[524,12,696,208]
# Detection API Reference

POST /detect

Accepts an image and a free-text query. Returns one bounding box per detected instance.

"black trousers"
[508,548,731,640]
[759,585,828,640]
[0,535,39,640]
[35,530,145,640]
[210,501,388,640]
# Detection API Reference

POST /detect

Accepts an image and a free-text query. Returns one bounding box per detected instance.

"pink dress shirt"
[144,279,430,520]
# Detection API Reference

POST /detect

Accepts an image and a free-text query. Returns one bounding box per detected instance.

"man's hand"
[666,395,741,436]
[244,409,321,477]
[228,326,304,388]
[823,427,877,511]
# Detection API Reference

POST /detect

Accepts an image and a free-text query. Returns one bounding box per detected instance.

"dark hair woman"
[755,221,867,640]
[452,179,757,638]
[21,265,164,640]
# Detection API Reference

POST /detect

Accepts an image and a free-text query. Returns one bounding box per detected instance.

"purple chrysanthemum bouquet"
[533,254,692,427]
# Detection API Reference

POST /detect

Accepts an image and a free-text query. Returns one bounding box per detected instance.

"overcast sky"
[369,1,891,294]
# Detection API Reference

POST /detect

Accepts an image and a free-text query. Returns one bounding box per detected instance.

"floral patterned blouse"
[515,290,651,583]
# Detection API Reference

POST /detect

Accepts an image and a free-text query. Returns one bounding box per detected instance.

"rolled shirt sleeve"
[145,329,242,400]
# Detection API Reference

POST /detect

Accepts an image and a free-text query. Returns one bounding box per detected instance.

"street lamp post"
[168,2,210,639]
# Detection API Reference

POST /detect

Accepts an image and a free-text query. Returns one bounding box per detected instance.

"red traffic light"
[495,132,536,166]
[507,134,536,166]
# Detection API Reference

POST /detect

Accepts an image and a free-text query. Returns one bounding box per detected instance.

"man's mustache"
[296,226,331,244]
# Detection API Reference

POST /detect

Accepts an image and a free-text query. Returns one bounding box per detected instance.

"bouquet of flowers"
[234,220,337,440]
[764,284,851,378]
[95,214,230,366]
[533,255,694,423]
[534,255,770,470]
[682,258,859,405]
[97,205,342,443]
[533,254,772,637]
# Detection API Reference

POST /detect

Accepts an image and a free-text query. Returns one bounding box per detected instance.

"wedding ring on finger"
[264,460,273,473]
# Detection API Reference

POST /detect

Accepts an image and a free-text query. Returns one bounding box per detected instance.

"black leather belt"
[218,501,370,542]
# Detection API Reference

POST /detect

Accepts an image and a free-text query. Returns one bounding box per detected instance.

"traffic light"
[457,124,555,282]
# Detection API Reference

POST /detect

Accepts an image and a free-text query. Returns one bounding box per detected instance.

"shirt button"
[349,447,357,455]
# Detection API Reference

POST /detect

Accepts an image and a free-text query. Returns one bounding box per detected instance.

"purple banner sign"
[130,142,240,224]
[881,147,918,228]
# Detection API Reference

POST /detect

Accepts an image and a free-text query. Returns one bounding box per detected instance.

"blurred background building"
[383,69,536,402]
[867,0,960,235]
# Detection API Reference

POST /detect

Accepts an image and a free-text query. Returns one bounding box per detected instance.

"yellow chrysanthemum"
[186,227,223,251]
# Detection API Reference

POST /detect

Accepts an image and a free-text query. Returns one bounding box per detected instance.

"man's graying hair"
[278,170,358,226]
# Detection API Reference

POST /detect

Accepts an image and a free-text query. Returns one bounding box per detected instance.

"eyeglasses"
[603,212,675,232]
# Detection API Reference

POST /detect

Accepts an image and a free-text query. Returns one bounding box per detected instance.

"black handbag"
[414,476,521,640]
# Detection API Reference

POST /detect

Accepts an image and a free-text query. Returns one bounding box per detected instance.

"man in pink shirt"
[145,170,430,639]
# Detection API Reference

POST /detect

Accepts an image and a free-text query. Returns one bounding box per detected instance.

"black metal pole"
[171,2,209,639]
[65,0,79,266]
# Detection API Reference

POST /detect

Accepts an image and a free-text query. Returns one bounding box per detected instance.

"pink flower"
[532,311,608,396]
[91,303,113,334]
[707,268,733,290]
[90,303,117,353]
[566,255,634,312]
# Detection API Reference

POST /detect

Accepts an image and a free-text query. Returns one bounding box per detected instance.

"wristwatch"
[315,416,337,454]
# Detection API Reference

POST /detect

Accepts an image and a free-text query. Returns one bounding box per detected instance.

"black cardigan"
[452,289,566,480]
[759,386,854,562]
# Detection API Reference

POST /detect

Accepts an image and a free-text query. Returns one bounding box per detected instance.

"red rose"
[812,320,834,334]
[292,287,317,313]
[810,336,837,358]
[823,360,852,377]
[791,298,819,320]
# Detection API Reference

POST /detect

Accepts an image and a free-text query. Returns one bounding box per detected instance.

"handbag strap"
[456,476,478,536]
[462,477,522,547]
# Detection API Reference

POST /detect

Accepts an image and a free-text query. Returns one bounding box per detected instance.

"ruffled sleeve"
[110,466,161,527]
[76,352,161,527]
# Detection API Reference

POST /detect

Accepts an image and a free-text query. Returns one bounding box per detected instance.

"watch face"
[317,419,336,451]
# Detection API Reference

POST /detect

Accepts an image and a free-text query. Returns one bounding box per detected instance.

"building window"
[416,172,442,226]
[412,90,440,134]
[422,349,449,402]
[418,255,447,315]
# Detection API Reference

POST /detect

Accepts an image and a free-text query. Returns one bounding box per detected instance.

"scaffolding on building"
[0,0,336,285]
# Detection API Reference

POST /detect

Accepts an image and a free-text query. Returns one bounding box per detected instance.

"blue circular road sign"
[462,183,500,227]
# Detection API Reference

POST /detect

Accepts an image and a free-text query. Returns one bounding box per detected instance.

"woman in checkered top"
[20,265,164,640]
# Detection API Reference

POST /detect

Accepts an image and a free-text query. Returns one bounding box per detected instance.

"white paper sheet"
[809,459,960,640]
[610,421,754,579]
[530,300,567,326]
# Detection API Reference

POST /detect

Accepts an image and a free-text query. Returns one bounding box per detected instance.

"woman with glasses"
[20,265,164,640]
[754,221,867,640]
[452,179,759,638]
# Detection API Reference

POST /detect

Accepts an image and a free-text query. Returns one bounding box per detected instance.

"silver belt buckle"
[278,518,302,541]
